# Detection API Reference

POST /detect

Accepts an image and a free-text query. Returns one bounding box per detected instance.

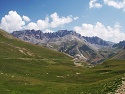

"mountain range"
[12,29,113,46]
[113,40,125,48]
[12,29,117,64]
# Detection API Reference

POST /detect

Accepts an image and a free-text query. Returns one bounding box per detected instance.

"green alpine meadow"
[0,29,125,94]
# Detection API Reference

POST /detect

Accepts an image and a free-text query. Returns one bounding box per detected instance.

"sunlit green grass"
[0,58,124,94]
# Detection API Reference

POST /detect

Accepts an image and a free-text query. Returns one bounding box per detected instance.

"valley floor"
[0,58,125,94]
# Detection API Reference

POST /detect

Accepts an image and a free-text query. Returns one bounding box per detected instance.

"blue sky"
[0,0,125,43]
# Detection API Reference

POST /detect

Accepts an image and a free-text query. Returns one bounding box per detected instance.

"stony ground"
[115,78,125,94]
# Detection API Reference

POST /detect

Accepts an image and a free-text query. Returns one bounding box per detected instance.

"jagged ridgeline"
[113,40,125,48]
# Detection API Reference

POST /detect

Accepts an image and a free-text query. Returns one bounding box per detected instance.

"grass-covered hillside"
[0,29,72,60]
[0,29,125,94]
[111,49,125,60]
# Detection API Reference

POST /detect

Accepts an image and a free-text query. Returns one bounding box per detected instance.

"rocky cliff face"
[12,29,113,63]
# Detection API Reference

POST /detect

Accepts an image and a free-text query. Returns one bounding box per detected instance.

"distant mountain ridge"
[113,40,125,48]
[12,30,81,41]
[12,29,112,46]
[83,36,113,46]
[12,29,114,63]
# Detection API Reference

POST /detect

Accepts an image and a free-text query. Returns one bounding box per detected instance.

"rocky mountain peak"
[113,40,125,48]
[83,36,113,46]
[44,30,81,38]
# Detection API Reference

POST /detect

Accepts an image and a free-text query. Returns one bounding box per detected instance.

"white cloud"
[104,0,125,11]
[25,17,49,30]
[22,15,30,22]
[89,0,102,9]
[25,22,39,30]
[43,29,54,33]
[74,22,125,43]
[25,12,75,30]
[50,12,73,28]
[74,16,79,20]
[0,11,25,33]
[0,11,78,33]
[37,17,49,30]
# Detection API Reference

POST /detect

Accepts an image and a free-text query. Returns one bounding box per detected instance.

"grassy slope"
[111,49,125,60]
[0,29,125,94]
